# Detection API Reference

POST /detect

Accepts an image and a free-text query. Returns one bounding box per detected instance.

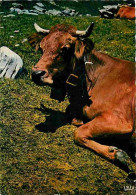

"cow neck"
[66,54,92,108]
[83,53,94,85]
[83,50,107,91]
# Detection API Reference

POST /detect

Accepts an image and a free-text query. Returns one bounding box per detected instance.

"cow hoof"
[127,172,136,181]
[115,149,130,166]
[109,146,118,153]
[115,149,136,175]
[71,118,84,126]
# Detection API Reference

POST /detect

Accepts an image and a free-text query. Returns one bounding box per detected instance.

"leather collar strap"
[66,54,93,87]
[66,55,92,106]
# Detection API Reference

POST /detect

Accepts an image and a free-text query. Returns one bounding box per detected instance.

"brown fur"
[50,24,77,34]
[116,6,135,19]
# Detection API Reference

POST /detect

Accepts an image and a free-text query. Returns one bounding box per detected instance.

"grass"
[0,7,135,195]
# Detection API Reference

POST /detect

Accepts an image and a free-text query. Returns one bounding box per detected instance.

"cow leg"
[74,114,135,174]
[65,104,84,126]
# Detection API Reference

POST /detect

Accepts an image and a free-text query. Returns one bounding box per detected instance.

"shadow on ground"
[35,104,68,133]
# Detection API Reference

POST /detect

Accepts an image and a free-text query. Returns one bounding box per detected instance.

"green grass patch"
[0,12,135,195]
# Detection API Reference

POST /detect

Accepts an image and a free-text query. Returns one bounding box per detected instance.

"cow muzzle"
[32,70,46,85]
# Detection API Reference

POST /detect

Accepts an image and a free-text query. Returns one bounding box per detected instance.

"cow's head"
[30,22,94,101]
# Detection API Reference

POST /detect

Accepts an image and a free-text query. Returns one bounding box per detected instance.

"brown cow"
[116,6,135,19]
[30,23,135,175]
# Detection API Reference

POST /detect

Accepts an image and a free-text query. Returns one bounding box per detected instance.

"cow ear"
[28,32,45,52]
[74,40,85,59]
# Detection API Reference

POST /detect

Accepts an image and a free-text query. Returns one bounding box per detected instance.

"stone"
[46,9,62,16]
[10,7,22,14]
[10,7,30,15]
[62,9,78,16]
[14,30,19,33]
[3,14,15,17]
[15,44,20,47]
[0,46,23,79]
[22,38,28,43]
[36,2,45,8]
[27,12,38,16]
[33,5,46,13]
[31,9,43,15]
[86,14,91,16]
[21,9,30,14]
[62,9,71,15]
[49,1,57,6]
[12,3,24,10]
[103,5,118,10]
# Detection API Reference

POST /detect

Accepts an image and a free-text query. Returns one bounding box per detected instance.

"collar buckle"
[85,61,93,65]
[66,74,78,86]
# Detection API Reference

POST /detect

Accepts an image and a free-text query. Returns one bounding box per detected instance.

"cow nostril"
[32,70,46,76]
[32,70,46,84]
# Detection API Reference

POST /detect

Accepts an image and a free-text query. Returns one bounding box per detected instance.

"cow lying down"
[116,6,135,20]
[29,23,135,177]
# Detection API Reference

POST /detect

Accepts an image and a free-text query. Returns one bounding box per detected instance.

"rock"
[15,44,20,47]
[33,5,46,13]
[27,12,39,16]
[103,5,118,10]
[10,7,30,15]
[23,8,28,14]
[62,9,72,15]
[12,3,24,10]
[46,9,62,16]
[70,11,78,16]
[36,2,45,8]
[49,0,57,6]
[70,12,76,16]
[22,38,28,43]
[14,30,19,33]
[86,14,91,16]
[3,14,15,17]
[10,7,22,14]
[21,9,30,14]
[62,9,78,16]
[0,46,23,79]
[30,9,43,15]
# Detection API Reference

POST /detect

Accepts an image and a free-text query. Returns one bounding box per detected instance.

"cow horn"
[34,23,50,34]
[76,22,94,38]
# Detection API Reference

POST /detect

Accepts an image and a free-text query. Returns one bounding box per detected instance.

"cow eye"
[60,46,69,55]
